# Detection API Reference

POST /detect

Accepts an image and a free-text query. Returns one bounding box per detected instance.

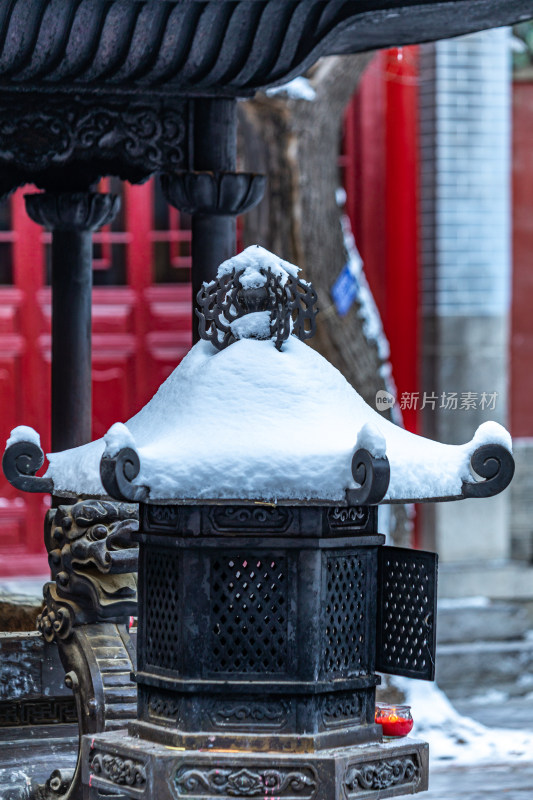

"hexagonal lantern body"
[133,504,384,752]
[86,502,434,800]
[5,251,516,799]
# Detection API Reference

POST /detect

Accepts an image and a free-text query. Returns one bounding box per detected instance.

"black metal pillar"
[191,97,237,307]
[161,97,265,344]
[25,192,119,452]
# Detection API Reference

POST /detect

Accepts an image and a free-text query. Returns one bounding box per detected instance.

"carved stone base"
[82,730,428,800]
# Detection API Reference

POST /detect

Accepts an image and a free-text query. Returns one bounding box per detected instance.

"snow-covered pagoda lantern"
[3,247,514,800]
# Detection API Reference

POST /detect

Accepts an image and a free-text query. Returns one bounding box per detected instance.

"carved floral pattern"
[211,505,292,532]
[0,97,187,194]
[209,700,289,729]
[322,692,361,727]
[174,766,316,797]
[0,104,185,170]
[90,753,146,787]
[37,595,75,644]
[328,506,368,527]
[344,757,418,794]
[146,504,181,530]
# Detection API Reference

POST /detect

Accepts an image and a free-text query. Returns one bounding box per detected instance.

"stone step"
[437,599,530,644]
[436,638,533,699]
[438,561,533,608]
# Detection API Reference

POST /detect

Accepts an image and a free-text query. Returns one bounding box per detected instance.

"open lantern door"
[377,546,438,681]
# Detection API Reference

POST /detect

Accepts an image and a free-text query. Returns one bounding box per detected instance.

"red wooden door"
[0,179,192,576]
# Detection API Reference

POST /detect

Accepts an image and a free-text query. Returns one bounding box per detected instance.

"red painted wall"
[511,80,533,438]
[344,48,420,434]
[0,181,192,576]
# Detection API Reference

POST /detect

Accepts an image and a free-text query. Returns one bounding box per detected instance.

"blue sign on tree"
[331,262,360,316]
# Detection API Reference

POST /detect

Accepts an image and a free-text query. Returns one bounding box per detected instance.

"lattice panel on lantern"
[210,555,288,673]
[144,548,181,672]
[376,546,438,681]
[322,554,369,676]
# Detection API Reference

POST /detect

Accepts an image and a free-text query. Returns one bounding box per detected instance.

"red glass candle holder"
[375,703,414,738]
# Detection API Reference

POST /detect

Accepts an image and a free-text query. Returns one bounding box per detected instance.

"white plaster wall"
[419,28,512,566]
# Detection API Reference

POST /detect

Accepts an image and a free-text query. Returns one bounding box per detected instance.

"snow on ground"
[394,677,533,769]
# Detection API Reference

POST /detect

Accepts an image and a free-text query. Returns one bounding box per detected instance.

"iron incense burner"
[83,501,433,800]
[4,255,509,800]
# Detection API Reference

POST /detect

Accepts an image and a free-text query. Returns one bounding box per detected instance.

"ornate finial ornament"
[196,251,318,351]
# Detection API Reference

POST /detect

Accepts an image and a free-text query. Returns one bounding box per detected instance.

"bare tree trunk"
[239,54,411,546]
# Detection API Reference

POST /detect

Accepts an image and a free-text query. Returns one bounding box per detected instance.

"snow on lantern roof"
[3,246,514,506]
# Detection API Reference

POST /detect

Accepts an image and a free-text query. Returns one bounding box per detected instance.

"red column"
[11,188,49,565]
[350,52,387,314]
[511,81,533,437]
[384,46,420,434]
[125,181,154,409]
[12,190,47,434]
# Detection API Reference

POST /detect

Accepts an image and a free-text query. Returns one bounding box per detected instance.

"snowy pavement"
[413,690,533,799]
[426,763,533,800]
[398,677,533,769]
